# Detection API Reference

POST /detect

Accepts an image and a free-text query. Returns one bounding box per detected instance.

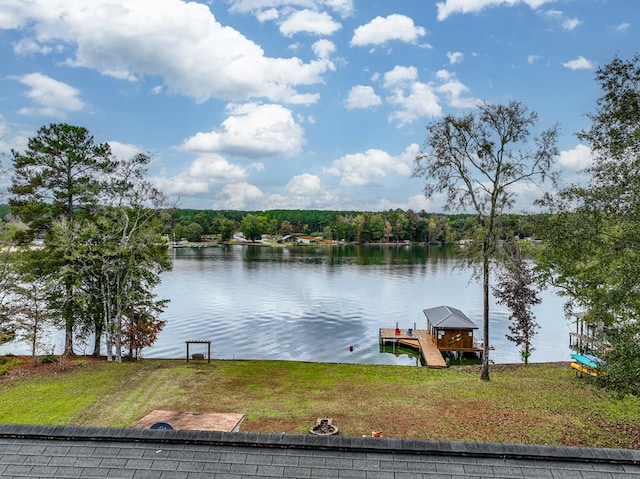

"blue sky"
[0,0,637,212]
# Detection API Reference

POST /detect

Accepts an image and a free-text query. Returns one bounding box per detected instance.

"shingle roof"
[423,305,478,329]
[1,423,639,479]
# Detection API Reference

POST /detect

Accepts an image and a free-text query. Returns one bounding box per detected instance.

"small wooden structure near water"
[380,305,484,368]
[423,305,479,353]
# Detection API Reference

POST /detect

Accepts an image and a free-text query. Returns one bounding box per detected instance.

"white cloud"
[108,141,144,161]
[527,54,540,64]
[383,66,418,87]
[324,144,416,187]
[257,8,279,22]
[279,9,341,36]
[387,82,441,127]
[543,9,581,31]
[558,144,593,171]
[312,39,336,60]
[405,194,434,212]
[212,181,265,210]
[435,70,480,108]
[0,0,33,29]
[351,14,426,46]
[213,173,338,210]
[6,0,331,105]
[0,116,20,161]
[0,117,31,154]
[286,173,322,196]
[228,0,354,20]
[543,9,562,20]
[616,22,630,32]
[437,0,554,21]
[180,103,305,158]
[378,67,476,126]
[153,176,210,196]
[186,154,259,180]
[152,153,261,198]
[283,173,339,208]
[562,56,594,70]
[13,72,85,118]
[562,17,581,31]
[344,85,381,109]
[12,38,55,55]
[324,0,354,18]
[447,51,464,65]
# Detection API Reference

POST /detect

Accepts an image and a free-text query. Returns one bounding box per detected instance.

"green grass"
[1,359,638,448]
[0,362,143,424]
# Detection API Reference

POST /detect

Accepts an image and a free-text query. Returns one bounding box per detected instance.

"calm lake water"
[146,245,571,365]
[1,244,573,365]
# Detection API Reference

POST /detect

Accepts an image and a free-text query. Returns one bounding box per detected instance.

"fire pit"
[309,418,338,436]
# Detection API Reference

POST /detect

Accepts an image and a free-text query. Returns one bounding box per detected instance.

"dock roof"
[423,305,478,329]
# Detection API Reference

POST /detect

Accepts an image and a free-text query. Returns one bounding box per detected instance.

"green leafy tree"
[492,243,541,365]
[240,214,268,242]
[0,220,21,346]
[186,222,203,242]
[212,215,235,242]
[427,216,437,244]
[391,210,408,242]
[10,253,52,365]
[193,212,210,233]
[538,55,640,323]
[537,55,640,393]
[10,123,115,356]
[54,154,172,362]
[369,214,385,242]
[353,213,369,243]
[596,324,640,397]
[414,101,559,380]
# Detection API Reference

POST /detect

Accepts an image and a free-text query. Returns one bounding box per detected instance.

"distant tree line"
[167,208,540,245]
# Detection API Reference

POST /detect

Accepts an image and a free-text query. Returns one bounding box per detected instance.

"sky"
[0,0,638,213]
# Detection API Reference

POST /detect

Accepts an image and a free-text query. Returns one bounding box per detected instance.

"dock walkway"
[379,328,447,368]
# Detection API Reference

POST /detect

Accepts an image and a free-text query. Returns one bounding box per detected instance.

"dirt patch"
[0,355,105,381]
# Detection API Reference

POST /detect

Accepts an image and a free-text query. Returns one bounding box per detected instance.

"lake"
[0,244,572,365]
[145,244,571,365]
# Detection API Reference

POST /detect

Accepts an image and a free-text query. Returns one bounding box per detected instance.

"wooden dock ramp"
[379,328,447,368]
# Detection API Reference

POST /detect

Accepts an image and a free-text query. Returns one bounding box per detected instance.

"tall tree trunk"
[480,254,491,381]
[92,323,102,357]
[63,280,74,356]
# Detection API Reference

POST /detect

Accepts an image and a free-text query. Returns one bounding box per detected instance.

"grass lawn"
[1,358,639,449]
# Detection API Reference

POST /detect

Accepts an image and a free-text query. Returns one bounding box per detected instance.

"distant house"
[297,236,319,244]
[423,305,478,352]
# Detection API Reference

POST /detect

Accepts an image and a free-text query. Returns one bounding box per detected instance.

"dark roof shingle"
[1,424,639,479]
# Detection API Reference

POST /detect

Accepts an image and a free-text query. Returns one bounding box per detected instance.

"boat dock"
[379,327,447,368]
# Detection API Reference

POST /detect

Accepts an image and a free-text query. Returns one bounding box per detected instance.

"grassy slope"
[1,359,638,449]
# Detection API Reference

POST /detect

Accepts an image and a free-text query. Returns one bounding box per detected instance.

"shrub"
[0,358,21,375]
[596,324,640,398]
[40,354,58,364]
